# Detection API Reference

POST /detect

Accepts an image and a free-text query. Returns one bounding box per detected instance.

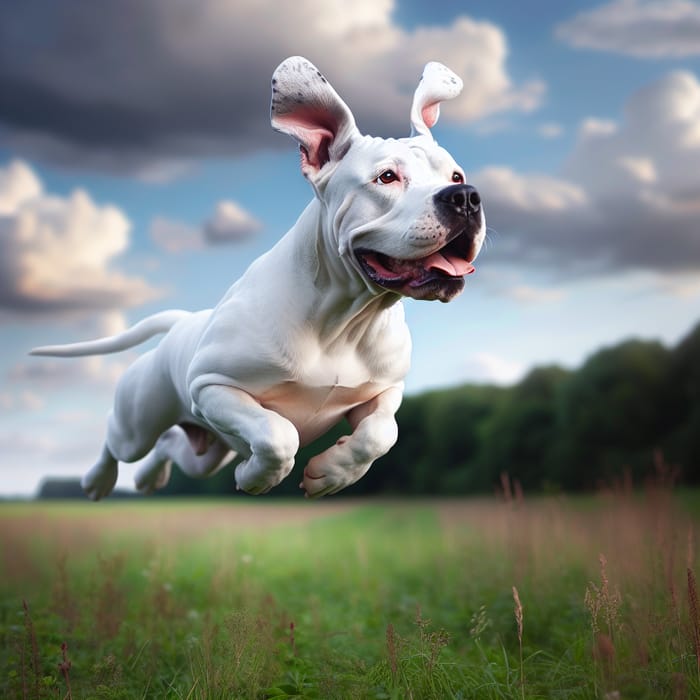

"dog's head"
[271,57,485,303]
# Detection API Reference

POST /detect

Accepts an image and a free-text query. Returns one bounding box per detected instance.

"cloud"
[657,273,700,297]
[579,118,618,137]
[203,201,262,244]
[150,217,202,254]
[0,156,41,212]
[502,285,566,304]
[10,310,133,393]
[9,355,127,390]
[151,200,262,252]
[0,0,543,175]
[476,70,700,278]
[9,311,137,394]
[0,422,109,496]
[463,352,526,385]
[556,0,700,58]
[538,123,564,139]
[0,390,44,412]
[0,429,62,473]
[0,160,160,313]
[479,167,588,215]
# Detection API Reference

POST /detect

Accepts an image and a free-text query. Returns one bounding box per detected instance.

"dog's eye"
[376,170,399,185]
[451,171,465,184]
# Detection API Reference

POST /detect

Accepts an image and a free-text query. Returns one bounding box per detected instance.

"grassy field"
[1,482,699,698]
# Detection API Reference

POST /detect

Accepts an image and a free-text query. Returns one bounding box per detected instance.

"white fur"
[30,56,485,500]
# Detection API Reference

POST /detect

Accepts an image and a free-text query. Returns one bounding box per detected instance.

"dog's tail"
[29,309,192,357]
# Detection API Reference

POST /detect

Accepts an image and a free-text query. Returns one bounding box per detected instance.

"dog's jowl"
[31,57,486,500]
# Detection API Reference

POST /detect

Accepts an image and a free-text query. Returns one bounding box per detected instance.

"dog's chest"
[258,379,383,446]
[256,339,402,446]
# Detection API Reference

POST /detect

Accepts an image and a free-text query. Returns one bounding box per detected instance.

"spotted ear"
[410,62,463,138]
[271,56,358,179]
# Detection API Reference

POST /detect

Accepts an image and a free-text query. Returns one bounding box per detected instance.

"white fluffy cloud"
[0,0,543,175]
[556,0,700,58]
[151,200,262,252]
[479,167,588,216]
[477,70,700,277]
[0,160,159,312]
[0,158,41,213]
[203,201,262,244]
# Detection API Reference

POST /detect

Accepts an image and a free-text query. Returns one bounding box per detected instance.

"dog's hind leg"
[133,451,172,495]
[134,426,233,494]
[82,350,180,500]
[81,444,119,501]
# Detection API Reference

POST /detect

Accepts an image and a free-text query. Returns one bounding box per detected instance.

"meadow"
[1,477,699,698]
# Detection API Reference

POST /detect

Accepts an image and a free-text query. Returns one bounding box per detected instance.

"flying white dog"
[31,56,485,500]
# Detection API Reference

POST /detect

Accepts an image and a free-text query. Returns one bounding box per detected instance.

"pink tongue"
[423,252,475,277]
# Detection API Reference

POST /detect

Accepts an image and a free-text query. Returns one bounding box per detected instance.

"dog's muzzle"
[356,184,483,303]
[435,183,482,220]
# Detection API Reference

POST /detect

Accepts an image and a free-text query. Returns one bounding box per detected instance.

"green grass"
[1,489,699,698]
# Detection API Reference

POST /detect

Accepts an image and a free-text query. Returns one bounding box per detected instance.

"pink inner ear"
[274,107,337,172]
[299,127,333,170]
[421,102,440,129]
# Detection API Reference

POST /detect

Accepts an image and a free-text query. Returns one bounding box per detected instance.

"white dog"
[31,56,485,500]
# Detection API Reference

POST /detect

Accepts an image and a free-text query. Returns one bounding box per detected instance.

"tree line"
[154,320,700,497]
[38,321,700,498]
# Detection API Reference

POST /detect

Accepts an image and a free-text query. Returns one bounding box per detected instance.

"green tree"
[147,321,700,497]
[667,322,700,481]
[556,340,676,487]
[367,385,505,494]
[481,366,570,490]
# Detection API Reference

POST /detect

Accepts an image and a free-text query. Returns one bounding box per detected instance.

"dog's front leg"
[194,385,299,494]
[301,385,403,498]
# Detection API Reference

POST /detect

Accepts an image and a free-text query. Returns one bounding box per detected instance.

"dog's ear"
[271,57,358,179]
[410,62,463,138]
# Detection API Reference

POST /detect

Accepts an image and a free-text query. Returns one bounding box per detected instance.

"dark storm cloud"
[0,0,276,173]
[0,0,541,176]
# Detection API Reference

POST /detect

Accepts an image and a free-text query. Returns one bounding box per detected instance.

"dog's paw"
[234,458,292,495]
[300,443,369,498]
[300,468,351,498]
[81,460,118,501]
[134,459,172,495]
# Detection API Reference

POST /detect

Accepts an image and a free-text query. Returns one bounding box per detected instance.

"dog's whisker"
[479,226,499,253]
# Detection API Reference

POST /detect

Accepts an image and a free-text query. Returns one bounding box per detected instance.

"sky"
[1,0,700,496]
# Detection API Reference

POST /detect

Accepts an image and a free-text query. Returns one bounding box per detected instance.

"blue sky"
[1,0,700,496]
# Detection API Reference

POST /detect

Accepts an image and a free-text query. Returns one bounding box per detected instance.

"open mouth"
[355,230,476,301]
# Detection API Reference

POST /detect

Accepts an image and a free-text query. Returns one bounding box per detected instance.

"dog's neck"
[285,199,402,346]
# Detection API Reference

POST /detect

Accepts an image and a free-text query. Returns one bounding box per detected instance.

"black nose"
[434,184,481,216]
